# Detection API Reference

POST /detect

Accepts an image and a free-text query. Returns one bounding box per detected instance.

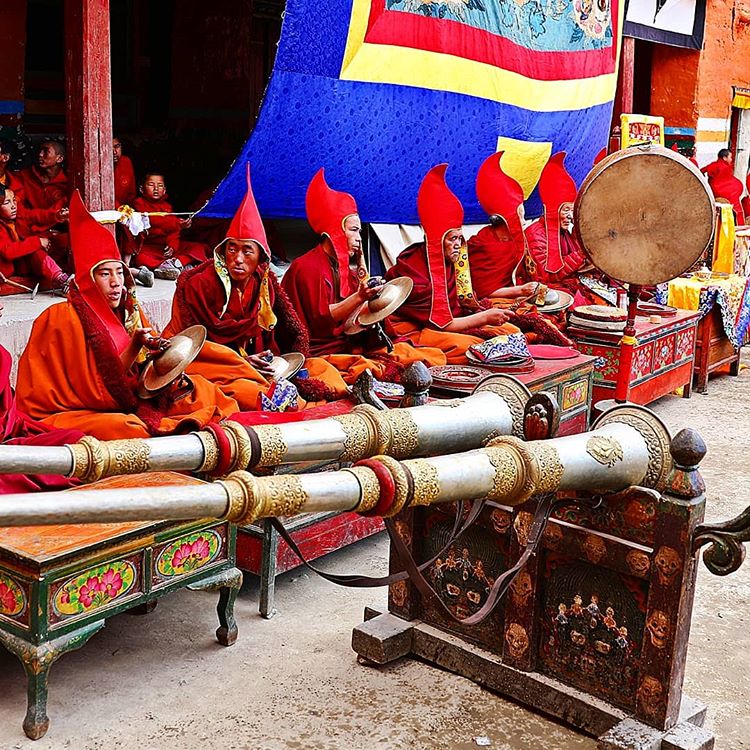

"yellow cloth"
[667,274,747,311]
[453,244,480,310]
[713,204,736,275]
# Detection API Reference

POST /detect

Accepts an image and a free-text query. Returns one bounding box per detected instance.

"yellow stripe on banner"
[495,137,552,198]
[342,0,623,112]
[732,92,750,109]
[696,130,730,142]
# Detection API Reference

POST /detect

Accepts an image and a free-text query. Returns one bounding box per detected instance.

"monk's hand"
[55,207,69,223]
[519,282,539,297]
[164,245,175,258]
[39,237,51,251]
[482,308,510,326]
[134,328,170,354]
[180,217,192,229]
[247,350,276,377]
[357,279,384,301]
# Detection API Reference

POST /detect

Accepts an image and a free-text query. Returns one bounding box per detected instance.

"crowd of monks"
[0,140,620,493]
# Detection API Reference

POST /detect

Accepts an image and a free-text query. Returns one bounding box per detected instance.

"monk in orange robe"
[282,169,445,383]
[0,336,81,493]
[385,164,519,364]
[166,165,349,406]
[524,153,588,295]
[17,191,239,440]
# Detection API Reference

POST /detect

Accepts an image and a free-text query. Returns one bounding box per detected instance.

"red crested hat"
[538,152,577,274]
[224,163,269,256]
[594,147,608,165]
[69,190,132,353]
[305,168,359,297]
[417,164,464,329]
[475,150,527,251]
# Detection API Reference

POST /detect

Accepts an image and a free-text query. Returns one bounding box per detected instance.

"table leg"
[730,352,741,376]
[0,621,104,740]
[259,519,280,619]
[682,376,692,398]
[188,566,243,646]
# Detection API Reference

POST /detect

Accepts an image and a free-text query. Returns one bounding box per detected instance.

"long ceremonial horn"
[0,377,532,482]
[0,405,673,527]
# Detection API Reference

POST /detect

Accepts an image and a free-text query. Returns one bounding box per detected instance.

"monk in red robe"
[166,165,349,406]
[133,173,208,278]
[702,149,745,223]
[14,140,69,234]
[385,165,519,364]
[113,137,137,207]
[0,140,22,195]
[0,185,68,294]
[466,151,539,301]
[524,153,587,294]
[17,191,239,440]
[282,169,445,382]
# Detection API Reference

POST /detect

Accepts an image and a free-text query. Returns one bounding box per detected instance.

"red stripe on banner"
[365,1,617,81]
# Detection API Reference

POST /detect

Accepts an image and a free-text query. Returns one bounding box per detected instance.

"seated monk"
[0,185,69,294]
[13,139,70,268]
[133,172,209,279]
[0,332,82,493]
[113,135,141,267]
[524,152,588,295]
[702,149,745,223]
[16,191,240,440]
[385,164,519,364]
[466,151,540,303]
[165,165,349,406]
[282,169,445,383]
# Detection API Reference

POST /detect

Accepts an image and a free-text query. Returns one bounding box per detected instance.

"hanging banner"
[202,0,624,223]
[620,114,665,148]
[624,0,706,50]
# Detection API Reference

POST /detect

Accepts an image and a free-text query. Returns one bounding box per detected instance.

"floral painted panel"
[153,529,223,581]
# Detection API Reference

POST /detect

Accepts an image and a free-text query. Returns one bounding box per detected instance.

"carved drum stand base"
[353,609,715,750]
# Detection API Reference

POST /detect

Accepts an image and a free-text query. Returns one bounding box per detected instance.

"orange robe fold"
[385,242,518,364]
[17,301,238,440]
[165,259,349,402]
[282,243,445,381]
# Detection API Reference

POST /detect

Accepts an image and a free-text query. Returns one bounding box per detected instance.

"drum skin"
[574,145,715,285]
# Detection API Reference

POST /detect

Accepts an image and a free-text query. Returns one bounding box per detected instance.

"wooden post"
[0,3,28,128]
[64,0,114,210]
[620,36,635,116]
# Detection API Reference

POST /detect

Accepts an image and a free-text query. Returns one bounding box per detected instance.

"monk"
[166,166,349,406]
[17,191,240,440]
[0,140,22,194]
[385,164,519,364]
[0,185,69,294]
[133,172,209,279]
[14,139,70,234]
[282,169,446,382]
[113,136,137,207]
[466,151,540,302]
[524,153,587,294]
[0,338,82,493]
[702,149,745,223]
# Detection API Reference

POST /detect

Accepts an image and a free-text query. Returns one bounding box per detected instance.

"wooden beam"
[64,0,114,210]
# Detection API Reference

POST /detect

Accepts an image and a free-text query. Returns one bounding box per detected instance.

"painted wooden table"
[569,310,700,407]
[0,472,242,740]
[693,302,741,393]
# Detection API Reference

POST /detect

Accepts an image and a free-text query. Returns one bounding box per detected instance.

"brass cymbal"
[140,325,207,394]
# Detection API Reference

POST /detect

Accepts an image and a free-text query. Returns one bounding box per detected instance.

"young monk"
[282,169,445,383]
[133,172,208,279]
[16,191,240,440]
[14,139,69,233]
[0,185,69,293]
[466,151,539,302]
[166,165,349,405]
[524,153,588,294]
[113,136,137,207]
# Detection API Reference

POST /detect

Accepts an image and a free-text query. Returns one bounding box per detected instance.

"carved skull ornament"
[583,534,607,564]
[637,676,664,718]
[491,508,511,535]
[646,610,670,649]
[510,571,533,607]
[505,623,530,659]
[654,546,682,586]
[390,580,408,609]
[626,549,651,577]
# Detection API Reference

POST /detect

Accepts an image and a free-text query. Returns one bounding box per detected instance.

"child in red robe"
[133,172,208,279]
[0,186,68,294]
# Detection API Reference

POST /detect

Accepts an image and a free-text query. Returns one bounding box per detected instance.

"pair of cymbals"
[344,278,413,335]
[139,325,207,396]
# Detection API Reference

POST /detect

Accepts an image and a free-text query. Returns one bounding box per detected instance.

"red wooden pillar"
[0,2,27,127]
[619,36,635,116]
[64,0,114,210]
